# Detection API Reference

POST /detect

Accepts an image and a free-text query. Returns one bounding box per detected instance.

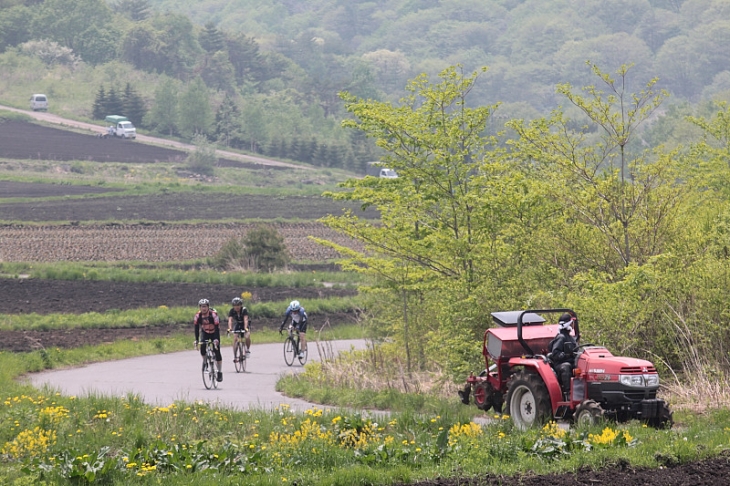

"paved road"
[0,104,305,170]
[28,339,366,411]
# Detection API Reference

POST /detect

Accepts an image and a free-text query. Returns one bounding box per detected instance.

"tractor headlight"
[619,374,645,387]
[619,374,660,387]
[644,374,660,387]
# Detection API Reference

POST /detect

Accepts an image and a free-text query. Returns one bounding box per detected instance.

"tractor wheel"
[573,400,604,426]
[473,383,491,411]
[647,402,673,429]
[505,370,551,430]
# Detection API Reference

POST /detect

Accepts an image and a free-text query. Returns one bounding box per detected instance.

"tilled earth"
[404,456,730,485]
[0,277,357,314]
[0,277,358,352]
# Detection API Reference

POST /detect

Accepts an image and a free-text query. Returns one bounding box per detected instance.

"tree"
[112,0,150,22]
[92,85,106,119]
[185,133,217,175]
[122,83,147,127]
[178,77,212,138]
[242,225,290,271]
[145,76,179,136]
[509,63,686,275]
[214,94,242,147]
[319,67,530,375]
[199,21,225,53]
[104,86,124,116]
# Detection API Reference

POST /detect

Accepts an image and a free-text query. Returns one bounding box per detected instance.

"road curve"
[27,339,366,412]
[0,104,306,170]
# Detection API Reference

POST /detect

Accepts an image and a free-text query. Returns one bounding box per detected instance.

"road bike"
[198,338,220,389]
[230,329,248,373]
[283,325,307,366]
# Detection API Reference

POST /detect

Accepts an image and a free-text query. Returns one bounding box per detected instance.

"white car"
[30,94,48,111]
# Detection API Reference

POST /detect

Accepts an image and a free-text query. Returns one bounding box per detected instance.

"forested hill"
[145,0,730,109]
[0,0,728,170]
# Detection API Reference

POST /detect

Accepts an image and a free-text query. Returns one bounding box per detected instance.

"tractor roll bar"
[517,309,579,356]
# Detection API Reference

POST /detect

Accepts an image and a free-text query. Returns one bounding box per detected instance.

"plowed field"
[0,191,378,222]
[0,120,262,168]
[0,222,362,261]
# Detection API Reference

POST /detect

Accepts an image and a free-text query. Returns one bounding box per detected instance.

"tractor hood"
[578,347,657,375]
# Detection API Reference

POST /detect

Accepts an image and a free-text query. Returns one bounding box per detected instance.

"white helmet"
[289,300,301,311]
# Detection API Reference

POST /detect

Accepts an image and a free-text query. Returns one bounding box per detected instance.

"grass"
[1,322,730,484]
[2,339,730,486]
[0,261,362,287]
[0,153,353,196]
[0,297,362,332]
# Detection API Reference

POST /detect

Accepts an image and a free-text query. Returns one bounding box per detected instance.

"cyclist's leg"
[298,322,308,353]
[245,328,251,353]
[214,339,223,381]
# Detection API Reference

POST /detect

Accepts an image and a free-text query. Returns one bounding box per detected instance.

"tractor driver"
[549,312,578,395]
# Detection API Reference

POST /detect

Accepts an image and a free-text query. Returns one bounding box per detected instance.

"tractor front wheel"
[573,400,604,426]
[505,370,551,430]
[648,401,673,429]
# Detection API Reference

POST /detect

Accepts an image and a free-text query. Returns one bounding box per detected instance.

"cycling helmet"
[558,312,574,331]
[231,297,243,306]
[289,300,301,311]
[198,298,210,307]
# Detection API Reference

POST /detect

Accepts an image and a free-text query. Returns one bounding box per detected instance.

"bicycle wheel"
[234,341,244,373]
[202,354,214,389]
[284,336,296,366]
[298,345,308,365]
[210,353,219,389]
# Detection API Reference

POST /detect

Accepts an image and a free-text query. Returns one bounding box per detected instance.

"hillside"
[0,0,728,169]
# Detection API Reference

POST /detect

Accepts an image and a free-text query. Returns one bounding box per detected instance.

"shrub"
[243,225,290,271]
[185,134,217,176]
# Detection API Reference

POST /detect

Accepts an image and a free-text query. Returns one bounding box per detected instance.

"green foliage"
[242,225,290,272]
[185,133,217,175]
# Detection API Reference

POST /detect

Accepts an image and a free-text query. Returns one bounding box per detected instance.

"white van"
[30,94,48,111]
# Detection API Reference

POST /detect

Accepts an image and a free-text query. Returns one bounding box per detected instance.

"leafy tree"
[30,0,114,62]
[144,76,179,135]
[320,67,530,375]
[0,5,33,51]
[178,77,212,137]
[509,63,685,275]
[242,225,290,272]
[200,50,236,92]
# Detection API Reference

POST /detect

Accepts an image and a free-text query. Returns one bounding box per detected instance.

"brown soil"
[0,120,263,168]
[0,191,378,222]
[0,277,356,315]
[406,456,730,485]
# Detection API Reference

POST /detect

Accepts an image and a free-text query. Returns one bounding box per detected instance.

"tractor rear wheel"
[647,401,673,429]
[505,370,551,430]
[573,400,604,426]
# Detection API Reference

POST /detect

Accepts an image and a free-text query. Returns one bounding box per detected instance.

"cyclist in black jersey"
[227,297,250,359]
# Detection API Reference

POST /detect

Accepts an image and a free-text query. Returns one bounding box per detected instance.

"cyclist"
[194,298,223,382]
[279,300,308,358]
[227,297,250,361]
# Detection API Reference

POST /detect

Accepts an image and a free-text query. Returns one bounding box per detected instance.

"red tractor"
[458,309,673,430]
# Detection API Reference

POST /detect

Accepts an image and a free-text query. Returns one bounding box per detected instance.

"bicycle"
[229,329,248,373]
[283,325,308,366]
[197,338,220,389]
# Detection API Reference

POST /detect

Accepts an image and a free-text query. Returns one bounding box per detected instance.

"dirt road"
[0,104,305,169]
[27,339,366,411]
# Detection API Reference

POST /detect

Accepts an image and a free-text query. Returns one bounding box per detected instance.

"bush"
[185,134,217,176]
[243,225,290,271]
